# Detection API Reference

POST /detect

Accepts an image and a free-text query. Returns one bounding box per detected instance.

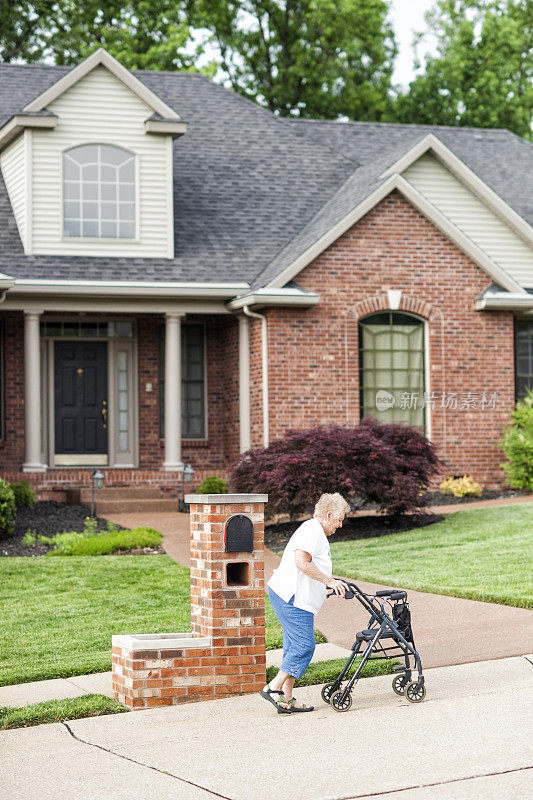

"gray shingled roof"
[0,62,531,288]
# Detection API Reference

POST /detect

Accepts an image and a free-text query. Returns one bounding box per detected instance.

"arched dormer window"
[358,311,426,428]
[63,144,135,239]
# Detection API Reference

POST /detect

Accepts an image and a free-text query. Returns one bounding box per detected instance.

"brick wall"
[0,312,25,469]
[257,191,515,486]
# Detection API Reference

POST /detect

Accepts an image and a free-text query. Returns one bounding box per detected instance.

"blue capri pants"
[268,586,316,679]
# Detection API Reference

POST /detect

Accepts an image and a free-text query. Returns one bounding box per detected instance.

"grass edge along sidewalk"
[330,503,533,609]
[0,657,395,730]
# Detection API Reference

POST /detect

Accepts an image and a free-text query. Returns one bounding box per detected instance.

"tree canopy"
[0,1,205,71]
[0,0,531,137]
[192,0,396,119]
[390,0,533,139]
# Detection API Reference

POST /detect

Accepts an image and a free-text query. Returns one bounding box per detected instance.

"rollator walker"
[322,580,426,712]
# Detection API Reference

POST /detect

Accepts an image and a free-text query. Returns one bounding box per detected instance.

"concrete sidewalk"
[2,656,532,800]
[106,505,533,669]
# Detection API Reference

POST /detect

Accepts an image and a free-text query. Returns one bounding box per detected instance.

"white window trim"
[359,310,429,435]
[60,142,140,243]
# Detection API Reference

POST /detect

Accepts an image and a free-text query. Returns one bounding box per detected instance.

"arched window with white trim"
[63,144,135,239]
[359,311,426,427]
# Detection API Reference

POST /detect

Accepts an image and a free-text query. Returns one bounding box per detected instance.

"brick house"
[0,49,531,498]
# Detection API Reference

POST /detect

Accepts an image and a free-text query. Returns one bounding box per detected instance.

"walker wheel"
[392,675,408,696]
[331,689,352,712]
[404,681,426,703]
[321,683,335,704]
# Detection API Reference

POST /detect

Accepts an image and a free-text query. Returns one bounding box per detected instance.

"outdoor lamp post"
[179,463,195,512]
[91,469,105,517]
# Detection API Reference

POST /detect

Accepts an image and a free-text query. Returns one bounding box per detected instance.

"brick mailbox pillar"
[112,493,267,709]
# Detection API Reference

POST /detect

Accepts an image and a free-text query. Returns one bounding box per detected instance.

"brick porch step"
[65,486,179,514]
[93,498,178,514]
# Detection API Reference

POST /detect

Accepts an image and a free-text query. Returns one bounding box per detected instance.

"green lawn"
[330,504,533,608]
[0,553,315,686]
[0,695,128,730]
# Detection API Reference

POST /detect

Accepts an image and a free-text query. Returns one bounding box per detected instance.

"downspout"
[243,306,269,447]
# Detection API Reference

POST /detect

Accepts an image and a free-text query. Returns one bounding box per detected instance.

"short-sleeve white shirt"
[267,518,332,614]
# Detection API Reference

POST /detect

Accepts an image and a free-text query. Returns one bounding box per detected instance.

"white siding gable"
[0,132,28,250]
[403,154,533,288]
[31,66,173,258]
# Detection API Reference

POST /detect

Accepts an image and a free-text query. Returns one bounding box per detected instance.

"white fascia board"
[227,288,319,310]
[395,175,526,294]
[0,114,57,152]
[382,133,533,246]
[266,175,398,289]
[2,296,231,314]
[11,279,250,299]
[145,119,188,137]
[22,48,181,121]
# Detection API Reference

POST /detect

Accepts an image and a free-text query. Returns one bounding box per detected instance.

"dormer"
[0,49,186,258]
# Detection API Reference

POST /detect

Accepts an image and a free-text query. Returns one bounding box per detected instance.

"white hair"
[313,493,350,520]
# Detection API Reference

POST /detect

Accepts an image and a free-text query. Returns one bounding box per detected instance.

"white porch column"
[238,314,251,452]
[162,312,184,471]
[23,310,45,472]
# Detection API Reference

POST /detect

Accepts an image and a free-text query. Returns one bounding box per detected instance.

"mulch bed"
[264,489,524,551]
[0,489,524,557]
[420,488,522,506]
[0,501,132,557]
[265,512,445,551]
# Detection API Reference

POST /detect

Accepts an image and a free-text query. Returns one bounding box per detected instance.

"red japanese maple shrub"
[229,419,442,518]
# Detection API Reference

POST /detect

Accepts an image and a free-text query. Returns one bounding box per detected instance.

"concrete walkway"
[106,503,533,669]
[2,656,532,800]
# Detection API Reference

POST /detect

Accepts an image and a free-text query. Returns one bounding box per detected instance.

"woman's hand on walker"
[326,578,348,597]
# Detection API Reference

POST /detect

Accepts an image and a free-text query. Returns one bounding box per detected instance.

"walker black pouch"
[393,602,412,641]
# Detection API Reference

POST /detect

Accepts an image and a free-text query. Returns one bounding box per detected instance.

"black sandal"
[259,686,291,714]
[286,698,314,713]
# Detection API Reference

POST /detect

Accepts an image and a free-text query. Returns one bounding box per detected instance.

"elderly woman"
[261,492,350,714]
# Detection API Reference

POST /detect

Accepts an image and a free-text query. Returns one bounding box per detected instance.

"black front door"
[54,341,108,457]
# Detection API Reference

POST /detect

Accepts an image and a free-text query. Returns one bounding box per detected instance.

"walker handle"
[326,580,355,600]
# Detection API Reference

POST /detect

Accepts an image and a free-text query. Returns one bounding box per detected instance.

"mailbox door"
[224,514,254,552]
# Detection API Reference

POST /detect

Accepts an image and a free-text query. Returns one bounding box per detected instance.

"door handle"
[101,405,107,428]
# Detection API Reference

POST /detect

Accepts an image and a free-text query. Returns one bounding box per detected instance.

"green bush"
[0,479,16,538]
[45,526,163,556]
[11,480,36,508]
[196,475,228,494]
[501,389,533,491]
[22,530,37,547]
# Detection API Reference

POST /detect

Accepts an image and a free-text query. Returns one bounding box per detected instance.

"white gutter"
[227,287,319,311]
[475,293,533,312]
[11,279,250,299]
[243,306,269,447]
[0,272,15,302]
